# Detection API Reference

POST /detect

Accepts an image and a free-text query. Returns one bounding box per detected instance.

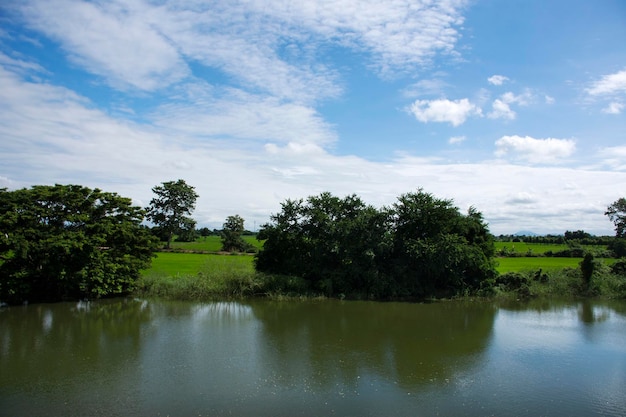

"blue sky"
[1,0,625,235]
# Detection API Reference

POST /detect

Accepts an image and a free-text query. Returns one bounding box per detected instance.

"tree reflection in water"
[248,300,496,391]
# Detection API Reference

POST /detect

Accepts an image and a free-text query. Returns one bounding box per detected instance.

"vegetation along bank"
[2,181,626,304]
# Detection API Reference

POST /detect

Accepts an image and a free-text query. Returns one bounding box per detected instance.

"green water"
[1,298,625,416]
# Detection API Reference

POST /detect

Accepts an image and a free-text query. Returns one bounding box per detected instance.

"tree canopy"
[606,198,626,238]
[146,179,199,248]
[0,185,158,304]
[220,214,251,252]
[255,190,496,299]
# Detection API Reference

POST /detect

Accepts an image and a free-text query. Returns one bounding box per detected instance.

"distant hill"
[514,231,538,236]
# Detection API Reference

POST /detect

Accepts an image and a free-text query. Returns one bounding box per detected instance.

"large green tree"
[0,185,158,304]
[256,190,495,299]
[606,198,626,238]
[220,215,251,252]
[146,179,199,248]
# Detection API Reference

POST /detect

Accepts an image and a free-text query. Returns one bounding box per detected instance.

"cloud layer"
[1,0,625,236]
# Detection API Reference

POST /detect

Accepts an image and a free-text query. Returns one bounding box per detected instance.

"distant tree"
[0,185,158,304]
[565,230,591,240]
[198,227,212,238]
[175,218,198,242]
[220,215,251,252]
[606,198,626,238]
[146,179,199,248]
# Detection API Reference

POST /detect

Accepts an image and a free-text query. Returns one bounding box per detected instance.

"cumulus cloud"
[488,90,533,120]
[586,69,626,96]
[602,101,624,114]
[408,98,481,126]
[488,99,515,120]
[494,135,576,163]
[487,75,509,86]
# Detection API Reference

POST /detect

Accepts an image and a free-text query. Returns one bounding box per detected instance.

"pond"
[1,298,625,416]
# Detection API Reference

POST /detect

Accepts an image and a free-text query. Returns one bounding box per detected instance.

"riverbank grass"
[138,253,308,300]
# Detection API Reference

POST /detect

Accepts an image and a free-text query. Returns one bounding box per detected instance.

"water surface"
[1,298,625,416]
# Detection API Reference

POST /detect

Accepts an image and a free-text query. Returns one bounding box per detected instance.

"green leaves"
[146,179,198,248]
[606,198,626,238]
[0,185,159,304]
[220,215,251,252]
[255,190,496,299]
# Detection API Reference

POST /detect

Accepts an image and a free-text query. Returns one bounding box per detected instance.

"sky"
[1,0,625,236]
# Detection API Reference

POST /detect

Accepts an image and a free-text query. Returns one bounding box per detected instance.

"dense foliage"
[606,198,626,238]
[0,185,158,304]
[255,190,496,299]
[220,215,253,252]
[146,179,198,248]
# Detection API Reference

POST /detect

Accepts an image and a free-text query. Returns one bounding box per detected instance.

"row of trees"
[0,180,252,303]
[2,178,625,304]
[255,190,497,299]
[144,180,252,252]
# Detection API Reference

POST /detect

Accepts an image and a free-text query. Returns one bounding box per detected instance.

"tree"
[0,185,159,304]
[386,190,495,297]
[221,215,251,252]
[606,198,626,238]
[146,179,199,248]
[255,190,496,299]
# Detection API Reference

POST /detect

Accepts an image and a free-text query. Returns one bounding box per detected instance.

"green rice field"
[144,252,254,277]
[492,241,605,255]
[168,235,263,252]
[145,250,597,278]
[495,257,582,273]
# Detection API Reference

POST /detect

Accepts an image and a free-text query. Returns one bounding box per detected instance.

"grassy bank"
[138,252,626,301]
[491,265,626,300]
[166,235,263,252]
[137,252,308,300]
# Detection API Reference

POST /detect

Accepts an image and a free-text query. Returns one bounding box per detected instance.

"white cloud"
[14,0,469,100]
[19,0,188,91]
[602,101,624,114]
[1,65,623,235]
[151,86,337,146]
[586,69,626,96]
[545,95,555,104]
[403,78,450,98]
[488,99,515,120]
[408,98,481,126]
[488,75,509,86]
[597,146,626,170]
[251,0,468,75]
[449,135,466,145]
[494,135,576,163]
[501,90,532,106]
[488,90,533,120]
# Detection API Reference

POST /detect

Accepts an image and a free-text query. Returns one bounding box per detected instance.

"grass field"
[495,257,582,273]
[146,249,593,277]
[494,241,570,254]
[139,250,624,300]
[144,252,254,276]
[494,241,610,253]
[167,235,263,252]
